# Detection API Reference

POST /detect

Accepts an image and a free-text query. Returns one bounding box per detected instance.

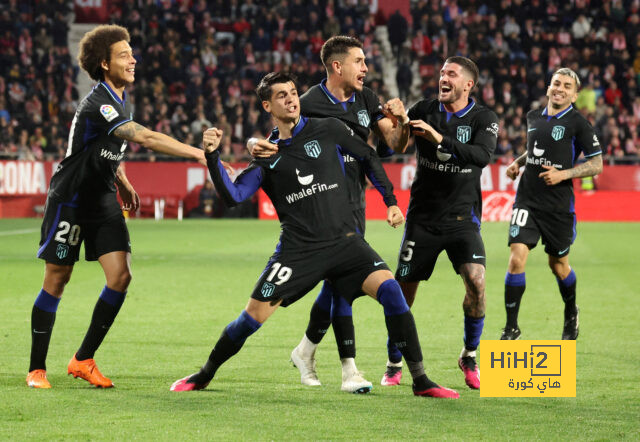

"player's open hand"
[409,120,442,144]
[247,138,278,158]
[387,205,404,228]
[202,127,223,154]
[506,161,521,180]
[119,186,140,212]
[382,98,408,127]
[539,164,566,186]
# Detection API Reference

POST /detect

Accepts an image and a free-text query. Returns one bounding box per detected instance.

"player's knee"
[508,254,526,273]
[45,266,73,293]
[377,279,410,315]
[110,269,132,292]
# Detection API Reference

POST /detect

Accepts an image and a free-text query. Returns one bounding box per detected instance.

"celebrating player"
[500,67,603,341]
[249,36,410,393]
[383,57,498,390]
[170,72,458,399]
[26,25,206,389]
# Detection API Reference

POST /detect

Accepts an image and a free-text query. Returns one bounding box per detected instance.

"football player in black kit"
[248,36,410,393]
[500,67,603,341]
[26,25,206,389]
[383,57,499,390]
[170,72,458,398]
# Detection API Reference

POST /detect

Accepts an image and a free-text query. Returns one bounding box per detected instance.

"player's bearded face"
[438,63,469,104]
[339,47,368,92]
[547,74,578,109]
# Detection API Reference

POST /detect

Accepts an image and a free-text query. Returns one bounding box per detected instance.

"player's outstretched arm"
[410,112,498,167]
[332,119,398,208]
[115,163,140,212]
[375,98,411,154]
[202,128,263,207]
[539,154,603,186]
[113,121,206,165]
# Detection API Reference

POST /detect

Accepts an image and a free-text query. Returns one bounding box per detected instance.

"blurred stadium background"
[0,0,639,220]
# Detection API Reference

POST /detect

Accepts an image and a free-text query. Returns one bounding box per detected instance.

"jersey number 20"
[54,221,81,246]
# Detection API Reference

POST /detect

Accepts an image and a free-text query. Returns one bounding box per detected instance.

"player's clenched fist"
[382,98,409,127]
[387,205,404,228]
[202,128,223,153]
[506,161,521,180]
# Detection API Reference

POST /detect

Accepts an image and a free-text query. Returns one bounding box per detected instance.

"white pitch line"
[0,228,39,236]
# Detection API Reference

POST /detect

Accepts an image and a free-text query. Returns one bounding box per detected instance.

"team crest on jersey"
[56,244,69,259]
[398,263,410,277]
[457,126,471,143]
[304,140,321,158]
[100,104,119,122]
[357,110,370,127]
[551,125,565,141]
[261,282,275,297]
[510,225,520,238]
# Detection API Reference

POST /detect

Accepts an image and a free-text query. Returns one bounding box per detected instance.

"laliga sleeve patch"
[100,104,119,122]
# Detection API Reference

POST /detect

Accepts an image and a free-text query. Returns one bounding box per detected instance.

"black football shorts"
[250,235,390,307]
[395,221,486,281]
[38,197,131,265]
[507,204,575,257]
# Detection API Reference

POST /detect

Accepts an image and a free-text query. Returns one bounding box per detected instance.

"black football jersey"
[516,105,602,212]
[48,82,133,219]
[300,80,384,210]
[206,117,396,249]
[406,99,498,225]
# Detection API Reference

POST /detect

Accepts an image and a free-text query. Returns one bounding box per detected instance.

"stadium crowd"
[0,0,638,164]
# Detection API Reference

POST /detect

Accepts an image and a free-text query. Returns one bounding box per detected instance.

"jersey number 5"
[54,221,81,246]
[400,240,415,262]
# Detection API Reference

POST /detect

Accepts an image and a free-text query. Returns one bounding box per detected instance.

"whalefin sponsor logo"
[100,149,125,161]
[532,140,545,157]
[418,156,471,174]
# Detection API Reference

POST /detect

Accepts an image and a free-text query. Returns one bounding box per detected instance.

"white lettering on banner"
[482,192,515,221]
[400,165,415,190]
[262,200,276,217]
[0,161,47,195]
[498,165,520,191]
[76,0,102,7]
[480,167,493,191]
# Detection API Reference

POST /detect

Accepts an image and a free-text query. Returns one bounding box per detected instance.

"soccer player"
[171,72,458,399]
[382,56,499,390]
[26,25,206,389]
[249,36,410,393]
[500,67,603,341]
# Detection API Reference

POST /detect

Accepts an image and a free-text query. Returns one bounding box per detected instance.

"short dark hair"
[320,36,363,72]
[78,25,130,81]
[255,72,297,102]
[444,56,479,90]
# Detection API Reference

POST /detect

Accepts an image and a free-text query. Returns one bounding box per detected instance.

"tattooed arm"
[113,121,205,164]
[539,154,603,186]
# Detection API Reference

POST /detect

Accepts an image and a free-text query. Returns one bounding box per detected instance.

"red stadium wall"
[1,160,639,221]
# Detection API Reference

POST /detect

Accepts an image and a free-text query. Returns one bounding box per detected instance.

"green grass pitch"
[1,218,638,440]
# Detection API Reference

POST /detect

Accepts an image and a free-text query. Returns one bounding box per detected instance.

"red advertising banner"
[1,160,639,221]
[74,0,110,24]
